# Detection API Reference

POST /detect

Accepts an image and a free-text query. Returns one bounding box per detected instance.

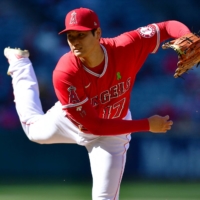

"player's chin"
[73,50,83,57]
[73,53,83,58]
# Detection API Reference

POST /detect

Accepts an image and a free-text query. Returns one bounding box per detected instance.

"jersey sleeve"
[65,100,149,135]
[53,55,88,108]
[116,23,160,54]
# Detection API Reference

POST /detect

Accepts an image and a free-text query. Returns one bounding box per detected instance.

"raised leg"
[4,47,80,144]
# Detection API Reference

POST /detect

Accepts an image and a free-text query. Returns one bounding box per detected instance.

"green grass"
[0,181,200,200]
[0,183,91,200]
[120,181,200,200]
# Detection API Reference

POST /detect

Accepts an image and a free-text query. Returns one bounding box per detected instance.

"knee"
[25,111,63,144]
[27,125,58,144]
[27,134,49,144]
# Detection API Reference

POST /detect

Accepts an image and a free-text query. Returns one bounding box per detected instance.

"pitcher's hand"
[148,115,173,133]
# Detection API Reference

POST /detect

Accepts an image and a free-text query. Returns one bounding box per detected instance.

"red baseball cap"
[59,8,100,34]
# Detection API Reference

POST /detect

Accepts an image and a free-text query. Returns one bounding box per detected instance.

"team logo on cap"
[138,25,156,38]
[70,11,77,25]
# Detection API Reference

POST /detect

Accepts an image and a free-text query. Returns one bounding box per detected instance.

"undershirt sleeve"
[157,20,191,42]
[64,100,149,136]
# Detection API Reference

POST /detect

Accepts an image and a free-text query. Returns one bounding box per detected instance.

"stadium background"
[0,0,200,199]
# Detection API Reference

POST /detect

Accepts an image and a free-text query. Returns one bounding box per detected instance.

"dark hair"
[91,29,97,36]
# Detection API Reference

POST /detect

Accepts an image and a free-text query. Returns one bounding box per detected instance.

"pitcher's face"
[67,29,101,58]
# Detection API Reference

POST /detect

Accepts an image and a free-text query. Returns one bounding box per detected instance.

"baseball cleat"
[4,47,30,75]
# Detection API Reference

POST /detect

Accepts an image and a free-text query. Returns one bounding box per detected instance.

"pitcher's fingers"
[165,123,173,130]
[168,120,173,125]
[164,115,170,120]
[166,126,172,130]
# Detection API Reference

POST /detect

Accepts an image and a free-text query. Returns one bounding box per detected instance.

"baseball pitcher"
[4,7,196,200]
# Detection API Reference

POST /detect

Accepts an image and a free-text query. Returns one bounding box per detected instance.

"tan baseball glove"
[162,32,200,78]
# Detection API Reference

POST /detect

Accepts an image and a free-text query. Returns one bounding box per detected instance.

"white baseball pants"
[8,58,131,200]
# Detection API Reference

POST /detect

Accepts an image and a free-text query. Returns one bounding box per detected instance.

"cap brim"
[58,29,68,34]
[58,26,94,34]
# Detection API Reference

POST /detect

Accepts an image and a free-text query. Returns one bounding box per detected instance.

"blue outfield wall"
[0,130,200,182]
[125,135,200,180]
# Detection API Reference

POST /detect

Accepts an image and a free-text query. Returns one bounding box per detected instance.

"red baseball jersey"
[53,21,190,135]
